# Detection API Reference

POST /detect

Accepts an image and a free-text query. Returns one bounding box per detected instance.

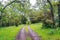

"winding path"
[16,25,41,40]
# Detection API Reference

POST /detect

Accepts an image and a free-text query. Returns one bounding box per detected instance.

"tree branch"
[2,1,21,11]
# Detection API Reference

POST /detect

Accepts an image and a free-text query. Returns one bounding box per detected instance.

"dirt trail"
[28,25,41,40]
[16,25,41,40]
[16,27,27,40]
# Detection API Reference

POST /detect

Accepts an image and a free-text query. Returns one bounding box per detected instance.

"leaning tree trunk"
[47,0,55,28]
[58,1,60,27]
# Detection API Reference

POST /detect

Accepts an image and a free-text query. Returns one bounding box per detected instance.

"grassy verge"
[30,23,60,40]
[0,25,23,40]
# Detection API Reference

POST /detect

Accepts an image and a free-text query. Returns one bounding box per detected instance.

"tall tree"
[58,0,60,27]
[37,0,55,28]
[47,0,55,28]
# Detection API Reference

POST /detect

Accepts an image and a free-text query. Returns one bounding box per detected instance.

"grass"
[30,23,60,40]
[0,23,60,40]
[0,25,23,40]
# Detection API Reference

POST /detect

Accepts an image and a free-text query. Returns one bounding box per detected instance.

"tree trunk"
[47,0,55,28]
[58,1,60,27]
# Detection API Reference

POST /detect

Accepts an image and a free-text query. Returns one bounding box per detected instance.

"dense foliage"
[0,0,60,28]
